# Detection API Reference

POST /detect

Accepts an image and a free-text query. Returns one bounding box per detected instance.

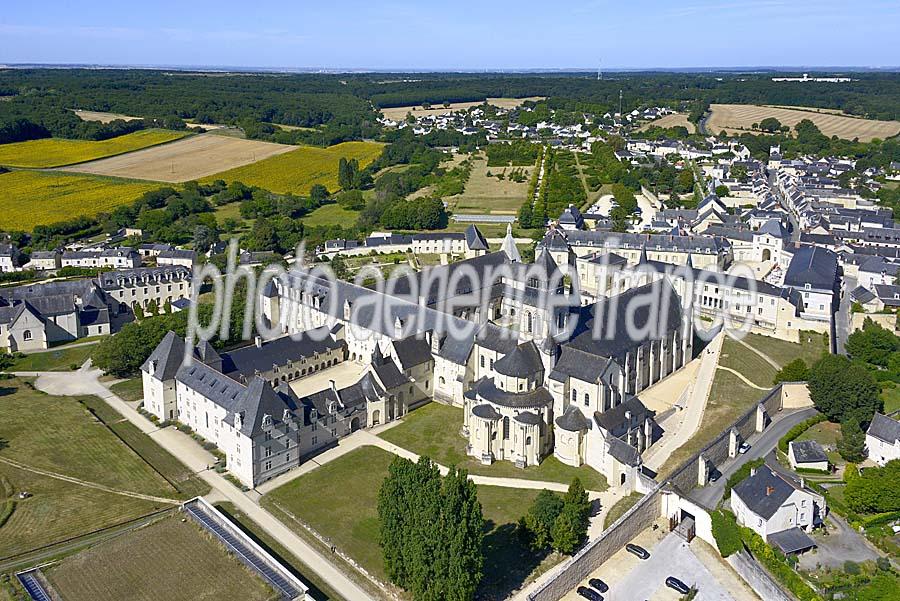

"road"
[688,407,819,508]
[835,274,855,355]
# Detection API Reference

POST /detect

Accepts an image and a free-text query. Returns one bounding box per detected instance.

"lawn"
[880,383,900,415]
[262,445,561,599]
[44,516,274,601]
[378,402,608,491]
[796,421,841,448]
[0,170,160,231]
[301,203,361,227]
[718,336,777,387]
[659,369,766,476]
[9,343,98,372]
[444,156,532,215]
[215,502,345,601]
[0,130,187,168]
[109,377,144,403]
[741,331,827,369]
[202,141,384,194]
[603,492,644,529]
[0,380,175,497]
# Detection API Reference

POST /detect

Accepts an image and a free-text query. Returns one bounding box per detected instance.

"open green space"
[880,383,900,414]
[9,343,98,372]
[741,331,827,368]
[301,203,361,227]
[262,445,562,599]
[603,492,644,529]
[44,515,274,601]
[109,377,144,403]
[378,402,608,491]
[718,336,777,387]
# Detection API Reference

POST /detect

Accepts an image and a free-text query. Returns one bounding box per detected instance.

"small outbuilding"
[788,440,829,472]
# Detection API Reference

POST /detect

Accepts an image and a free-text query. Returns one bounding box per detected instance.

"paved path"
[716,366,768,390]
[26,367,376,601]
[732,336,780,370]
[643,333,724,471]
[0,456,179,505]
[18,339,101,355]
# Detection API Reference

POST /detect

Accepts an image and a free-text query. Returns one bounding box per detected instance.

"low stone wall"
[527,486,662,601]
[728,550,791,601]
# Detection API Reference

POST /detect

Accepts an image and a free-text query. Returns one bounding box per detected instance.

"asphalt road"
[688,407,819,508]
[835,275,856,355]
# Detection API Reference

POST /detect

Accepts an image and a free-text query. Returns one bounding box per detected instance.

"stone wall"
[851,312,899,335]
[527,486,662,601]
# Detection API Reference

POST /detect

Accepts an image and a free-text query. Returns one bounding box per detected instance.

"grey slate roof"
[607,436,641,466]
[493,341,543,378]
[867,412,900,444]
[850,286,876,304]
[221,328,343,381]
[141,331,187,380]
[594,396,649,433]
[784,246,838,291]
[514,411,542,425]
[555,405,589,431]
[732,465,798,520]
[768,527,816,555]
[390,336,433,370]
[549,346,614,384]
[464,225,489,251]
[465,377,553,409]
[542,229,729,256]
[472,403,501,420]
[789,440,828,464]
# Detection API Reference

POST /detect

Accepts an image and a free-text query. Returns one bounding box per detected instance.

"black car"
[588,578,609,593]
[625,543,650,559]
[576,586,603,601]
[665,576,690,594]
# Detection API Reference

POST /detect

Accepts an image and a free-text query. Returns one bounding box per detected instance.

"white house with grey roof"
[866,413,900,466]
[788,440,829,472]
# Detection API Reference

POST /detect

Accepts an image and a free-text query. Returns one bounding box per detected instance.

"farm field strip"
[73,109,142,123]
[706,103,900,142]
[201,140,384,194]
[0,129,187,168]
[444,156,532,215]
[637,112,695,133]
[380,96,544,120]
[61,133,296,183]
[0,170,160,231]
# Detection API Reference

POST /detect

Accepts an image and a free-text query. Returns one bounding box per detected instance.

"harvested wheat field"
[0,129,187,168]
[73,109,142,123]
[638,113,695,133]
[706,104,900,142]
[62,134,295,182]
[201,140,384,194]
[381,97,544,121]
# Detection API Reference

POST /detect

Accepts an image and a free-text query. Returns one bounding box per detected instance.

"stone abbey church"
[144,226,691,487]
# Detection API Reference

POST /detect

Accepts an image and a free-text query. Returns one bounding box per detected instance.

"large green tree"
[808,354,880,424]
[837,418,867,463]
[845,460,900,513]
[523,490,563,550]
[846,319,900,367]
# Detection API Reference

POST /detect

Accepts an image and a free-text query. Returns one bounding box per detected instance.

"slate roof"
[542,230,729,255]
[555,405,589,431]
[549,346,614,383]
[221,328,343,381]
[472,403,501,420]
[784,246,838,291]
[514,411,542,425]
[768,527,816,555]
[867,412,900,444]
[789,440,828,464]
[850,286,876,304]
[594,396,649,432]
[493,341,543,378]
[465,377,553,409]
[464,224,489,251]
[607,436,641,466]
[732,465,799,520]
[141,330,187,380]
[758,219,790,239]
[390,336,433,370]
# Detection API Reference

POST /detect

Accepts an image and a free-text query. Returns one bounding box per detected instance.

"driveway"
[689,407,819,508]
[798,514,881,571]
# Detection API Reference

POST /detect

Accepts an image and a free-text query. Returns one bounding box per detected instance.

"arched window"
[439,376,446,386]
[571,388,577,402]
[23,330,32,341]
[584,393,590,407]
[526,312,533,333]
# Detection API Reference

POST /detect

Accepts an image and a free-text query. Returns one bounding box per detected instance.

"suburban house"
[62,247,141,269]
[866,413,900,466]
[788,440,830,472]
[0,244,22,273]
[731,465,826,553]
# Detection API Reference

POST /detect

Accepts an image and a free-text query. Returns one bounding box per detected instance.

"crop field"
[637,112,695,133]
[0,171,159,231]
[73,109,141,123]
[706,104,900,141]
[0,129,187,168]
[444,156,532,215]
[62,133,295,183]
[380,97,544,121]
[44,516,275,601]
[201,141,384,194]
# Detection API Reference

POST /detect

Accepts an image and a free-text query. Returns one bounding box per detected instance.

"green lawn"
[9,343,97,372]
[44,516,274,601]
[741,331,827,369]
[880,383,900,415]
[301,203,361,227]
[796,421,841,448]
[215,502,345,601]
[109,377,144,403]
[262,445,561,599]
[603,492,644,529]
[718,336,777,387]
[379,402,608,491]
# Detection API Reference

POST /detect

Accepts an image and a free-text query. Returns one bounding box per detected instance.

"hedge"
[740,526,822,601]
[710,509,742,557]
[778,414,827,453]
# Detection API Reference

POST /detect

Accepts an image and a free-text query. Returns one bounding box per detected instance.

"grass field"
[0,130,187,168]
[9,343,98,372]
[63,133,295,183]
[301,203,361,227]
[0,170,160,230]
[603,492,644,529]
[380,97,544,121]
[378,402,607,491]
[741,331,827,368]
[444,156,533,215]
[706,104,900,142]
[44,516,275,601]
[202,141,384,194]
[718,336,777,387]
[262,445,560,599]
[109,377,144,403]
[880,383,900,415]
[637,113,695,133]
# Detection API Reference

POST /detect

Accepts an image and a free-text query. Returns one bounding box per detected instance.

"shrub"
[710,510,742,557]
[725,457,765,498]
[0,499,16,529]
[778,414,827,453]
[739,526,821,601]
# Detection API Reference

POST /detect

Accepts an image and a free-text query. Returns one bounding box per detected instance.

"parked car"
[665,576,690,594]
[576,586,603,601]
[626,543,650,559]
[739,442,751,454]
[589,578,609,593]
[709,469,722,482]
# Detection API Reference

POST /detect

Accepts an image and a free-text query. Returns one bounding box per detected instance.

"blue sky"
[1,1,898,70]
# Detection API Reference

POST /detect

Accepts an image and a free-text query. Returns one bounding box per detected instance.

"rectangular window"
[264,460,272,471]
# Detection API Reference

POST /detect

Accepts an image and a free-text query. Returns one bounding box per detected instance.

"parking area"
[561,522,758,601]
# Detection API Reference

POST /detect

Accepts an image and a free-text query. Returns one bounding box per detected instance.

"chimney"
[766,486,775,496]
[329,379,337,394]
[254,335,262,348]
